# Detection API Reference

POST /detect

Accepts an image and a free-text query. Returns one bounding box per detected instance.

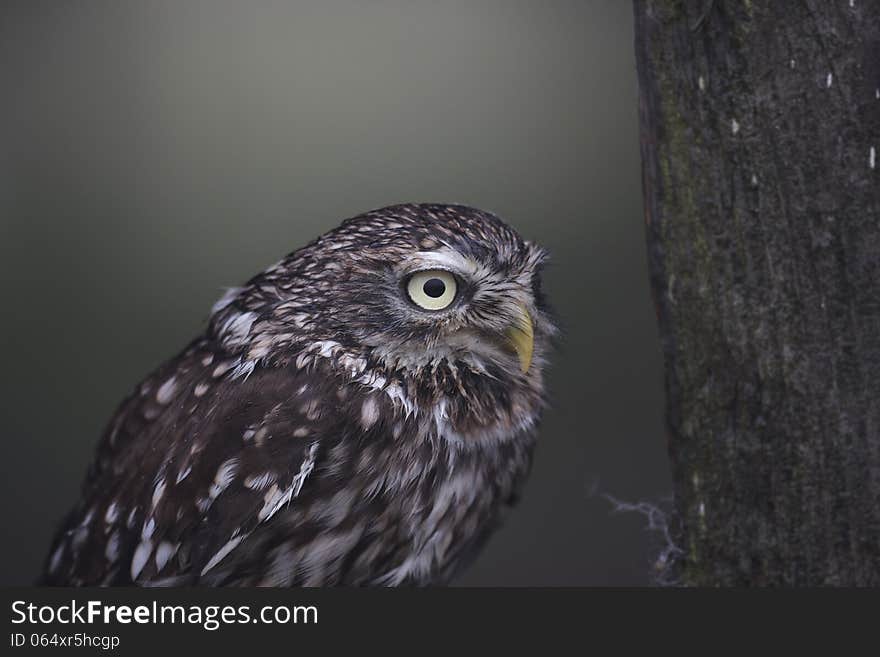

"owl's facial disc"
[389,248,540,376]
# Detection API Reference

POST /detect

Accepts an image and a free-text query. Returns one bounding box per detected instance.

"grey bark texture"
[633,0,880,585]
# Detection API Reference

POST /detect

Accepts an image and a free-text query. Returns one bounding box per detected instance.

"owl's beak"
[505,304,534,374]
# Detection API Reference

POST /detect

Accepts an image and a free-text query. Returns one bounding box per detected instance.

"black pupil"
[422,278,446,298]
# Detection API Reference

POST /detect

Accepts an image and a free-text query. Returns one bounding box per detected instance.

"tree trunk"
[633,0,880,585]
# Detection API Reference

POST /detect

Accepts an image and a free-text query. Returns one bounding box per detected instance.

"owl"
[42,203,555,586]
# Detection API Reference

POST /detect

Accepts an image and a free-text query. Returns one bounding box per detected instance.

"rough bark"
[633,0,880,585]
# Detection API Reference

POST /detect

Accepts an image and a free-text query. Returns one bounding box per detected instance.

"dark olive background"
[0,0,668,585]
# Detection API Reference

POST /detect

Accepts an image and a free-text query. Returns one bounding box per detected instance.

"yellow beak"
[505,304,534,374]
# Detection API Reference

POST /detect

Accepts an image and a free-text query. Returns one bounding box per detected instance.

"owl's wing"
[42,342,346,586]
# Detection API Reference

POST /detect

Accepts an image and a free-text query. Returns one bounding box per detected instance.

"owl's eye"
[406,270,458,311]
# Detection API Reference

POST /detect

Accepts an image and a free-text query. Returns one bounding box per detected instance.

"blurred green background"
[0,0,668,585]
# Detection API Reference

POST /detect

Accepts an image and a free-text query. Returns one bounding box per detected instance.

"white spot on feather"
[212,359,240,379]
[155,541,178,572]
[71,526,88,550]
[731,118,740,135]
[151,478,166,509]
[82,507,96,527]
[104,501,119,526]
[210,458,239,499]
[194,382,210,397]
[175,465,192,484]
[432,398,450,438]
[231,359,256,380]
[312,340,341,358]
[300,399,322,420]
[200,536,243,575]
[156,377,178,405]
[360,397,380,430]
[105,531,120,562]
[257,443,318,521]
[131,540,153,580]
[826,72,833,88]
[245,472,275,491]
[384,382,416,417]
[48,544,64,574]
[221,311,257,343]
[141,517,156,541]
[870,146,876,170]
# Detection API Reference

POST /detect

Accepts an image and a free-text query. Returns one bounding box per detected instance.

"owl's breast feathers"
[42,339,540,586]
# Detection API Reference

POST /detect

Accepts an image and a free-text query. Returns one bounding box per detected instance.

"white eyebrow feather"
[399,249,479,276]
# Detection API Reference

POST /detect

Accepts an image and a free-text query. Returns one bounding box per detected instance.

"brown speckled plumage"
[42,203,555,586]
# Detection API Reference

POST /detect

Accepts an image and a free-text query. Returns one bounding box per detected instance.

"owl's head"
[212,204,555,413]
